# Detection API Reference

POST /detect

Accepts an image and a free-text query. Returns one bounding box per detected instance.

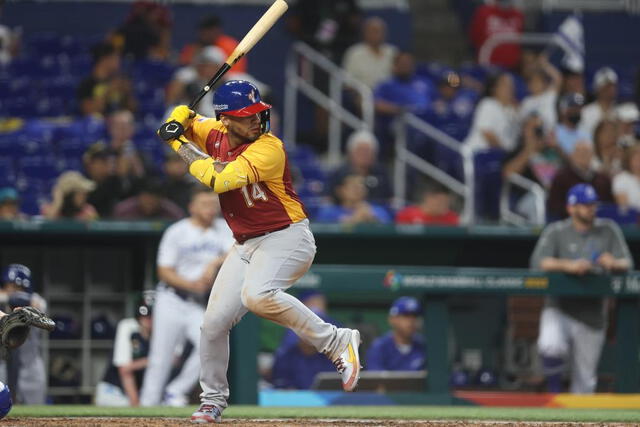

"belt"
[236,224,291,244]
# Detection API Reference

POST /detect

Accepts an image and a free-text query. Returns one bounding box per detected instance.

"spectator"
[271,291,338,389]
[114,0,172,60]
[113,179,185,221]
[0,2,19,66]
[616,102,640,148]
[465,72,519,153]
[76,43,124,118]
[95,295,153,406]
[592,120,623,176]
[316,175,392,224]
[395,184,459,226]
[374,51,435,154]
[366,296,425,371]
[555,93,591,155]
[546,143,614,221]
[579,67,619,138]
[0,187,22,220]
[613,145,640,211]
[519,55,562,133]
[328,130,391,204]
[469,0,524,70]
[179,15,247,73]
[162,152,197,213]
[41,172,98,221]
[560,67,586,97]
[84,143,129,218]
[106,110,146,180]
[287,0,361,62]
[342,17,397,89]
[531,183,633,393]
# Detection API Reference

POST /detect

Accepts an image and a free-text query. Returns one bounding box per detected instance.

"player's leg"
[240,220,360,390]
[163,301,204,406]
[140,289,190,406]
[193,246,248,422]
[567,316,606,394]
[537,306,570,392]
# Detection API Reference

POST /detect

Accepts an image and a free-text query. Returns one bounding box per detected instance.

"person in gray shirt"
[530,183,633,394]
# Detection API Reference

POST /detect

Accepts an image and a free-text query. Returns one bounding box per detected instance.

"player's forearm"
[118,367,140,406]
[157,266,197,292]
[539,257,572,272]
[612,258,631,271]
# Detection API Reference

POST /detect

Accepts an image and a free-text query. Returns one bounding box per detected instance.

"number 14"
[241,183,268,207]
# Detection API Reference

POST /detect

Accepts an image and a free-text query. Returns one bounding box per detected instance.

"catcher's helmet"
[0,382,12,419]
[2,264,33,293]
[213,80,271,133]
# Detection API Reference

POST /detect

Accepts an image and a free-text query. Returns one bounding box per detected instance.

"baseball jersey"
[185,117,307,241]
[530,218,633,329]
[103,318,149,390]
[271,344,335,389]
[366,332,426,371]
[157,217,234,284]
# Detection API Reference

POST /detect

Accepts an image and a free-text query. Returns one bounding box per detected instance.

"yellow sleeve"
[235,135,285,183]
[184,115,224,153]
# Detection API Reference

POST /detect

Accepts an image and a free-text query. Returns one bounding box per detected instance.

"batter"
[159,80,361,423]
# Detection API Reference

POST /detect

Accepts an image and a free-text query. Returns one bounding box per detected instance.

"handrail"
[394,112,475,224]
[283,42,374,165]
[500,173,546,226]
[541,0,640,13]
[479,33,561,66]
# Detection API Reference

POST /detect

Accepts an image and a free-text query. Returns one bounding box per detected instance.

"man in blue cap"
[531,183,632,393]
[366,296,425,371]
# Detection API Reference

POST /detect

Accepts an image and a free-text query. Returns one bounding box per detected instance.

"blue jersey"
[271,345,335,389]
[315,204,392,224]
[366,332,426,371]
[374,76,434,115]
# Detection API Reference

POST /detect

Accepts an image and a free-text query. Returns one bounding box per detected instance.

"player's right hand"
[566,259,592,275]
[158,105,195,142]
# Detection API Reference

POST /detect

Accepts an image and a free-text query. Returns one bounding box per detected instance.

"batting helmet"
[213,80,271,133]
[0,382,12,419]
[2,264,33,293]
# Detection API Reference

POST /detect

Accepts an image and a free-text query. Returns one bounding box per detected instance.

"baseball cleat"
[332,329,362,392]
[191,404,222,423]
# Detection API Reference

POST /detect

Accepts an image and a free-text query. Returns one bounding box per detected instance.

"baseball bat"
[188,0,289,109]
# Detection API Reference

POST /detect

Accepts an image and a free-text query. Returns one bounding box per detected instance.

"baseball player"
[366,296,425,371]
[159,80,362,423]
[139,188,233,407]
[531,183,633,393]
[0,264,48,404]
[95,294,153,407]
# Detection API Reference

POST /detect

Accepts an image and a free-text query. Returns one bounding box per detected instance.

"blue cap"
[0,188,18,204]
[567,183,599,205]
[389,296,422,316]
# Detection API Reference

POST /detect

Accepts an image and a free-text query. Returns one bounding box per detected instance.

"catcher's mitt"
[0,307,56,349]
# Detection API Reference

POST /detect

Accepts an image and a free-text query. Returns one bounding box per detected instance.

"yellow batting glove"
[158,105,196,152]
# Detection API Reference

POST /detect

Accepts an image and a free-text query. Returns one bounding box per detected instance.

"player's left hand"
[596,252,617,271]
[158,105,196,142]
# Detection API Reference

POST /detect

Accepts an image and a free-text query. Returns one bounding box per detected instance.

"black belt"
[236,224,291,244]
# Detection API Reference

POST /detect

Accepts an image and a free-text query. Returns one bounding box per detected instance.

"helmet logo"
[248,90,256,103]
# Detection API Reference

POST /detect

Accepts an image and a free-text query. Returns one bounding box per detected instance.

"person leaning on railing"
[530,183,633,394]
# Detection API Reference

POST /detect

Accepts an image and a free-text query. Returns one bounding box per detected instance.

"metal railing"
[394,112,475,224]
[541,0,640,13]
[479,33,565,66]
[283,42,374,165]
[500,173,547,226]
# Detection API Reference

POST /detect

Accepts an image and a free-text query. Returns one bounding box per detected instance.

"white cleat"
[332,329,362,392]
[191,404,222,423]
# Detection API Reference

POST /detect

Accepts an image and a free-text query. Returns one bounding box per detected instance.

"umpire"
[530,183,633,394]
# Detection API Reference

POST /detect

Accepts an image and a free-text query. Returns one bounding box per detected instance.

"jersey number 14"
[241,183,268,207]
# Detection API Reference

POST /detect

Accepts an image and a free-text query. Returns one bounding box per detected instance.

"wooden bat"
[188,0,289,109]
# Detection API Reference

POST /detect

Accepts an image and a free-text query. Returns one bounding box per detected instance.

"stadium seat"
[18,155,61,181]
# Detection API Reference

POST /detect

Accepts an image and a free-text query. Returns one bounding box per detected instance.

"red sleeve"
[395,207,416,224]
[469,6,490,50]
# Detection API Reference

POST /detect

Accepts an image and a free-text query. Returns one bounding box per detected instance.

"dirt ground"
[1,419,637,427]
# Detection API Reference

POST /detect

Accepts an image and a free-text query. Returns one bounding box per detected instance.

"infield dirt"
[2,418,636,426]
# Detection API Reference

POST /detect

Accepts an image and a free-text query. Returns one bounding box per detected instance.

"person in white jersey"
[140,187,233,407]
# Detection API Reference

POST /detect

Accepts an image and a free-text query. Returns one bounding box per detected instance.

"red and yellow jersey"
[185,116,307,242]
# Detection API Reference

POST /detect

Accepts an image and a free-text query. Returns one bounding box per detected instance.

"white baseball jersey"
[157,218,234,283]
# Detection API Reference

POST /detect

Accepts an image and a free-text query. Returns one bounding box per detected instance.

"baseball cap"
[593,67,618,91]
[389,296,422,316]
[0,188,18,204]
[616,102,640,123]
[558,92,585,112]
[567,183,599,205]
[195,46,225,65]
[83,142,115,163]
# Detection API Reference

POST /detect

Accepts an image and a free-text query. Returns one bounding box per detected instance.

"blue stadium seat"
[19,155,61,181]
[597,203,639,226]
[473,148,506,221]
[0,156,16,186]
